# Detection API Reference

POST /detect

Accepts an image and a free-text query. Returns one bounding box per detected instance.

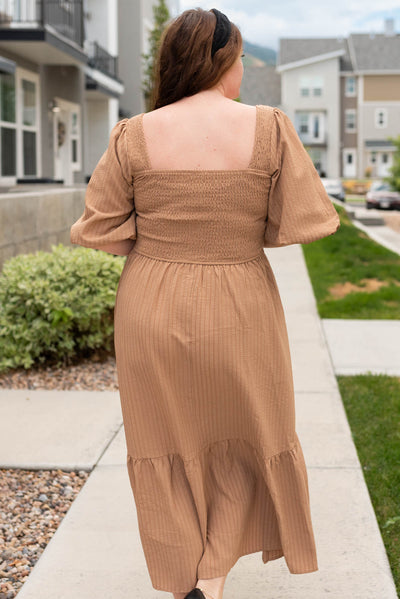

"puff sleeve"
[263,108,340,247]
[70,119,136,256]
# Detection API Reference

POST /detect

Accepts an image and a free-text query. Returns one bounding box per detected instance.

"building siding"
[363,74,400,101]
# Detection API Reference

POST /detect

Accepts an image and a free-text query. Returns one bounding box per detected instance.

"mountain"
[243,40,277,65]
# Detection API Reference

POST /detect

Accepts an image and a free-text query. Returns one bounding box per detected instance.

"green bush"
[0,244,125,372]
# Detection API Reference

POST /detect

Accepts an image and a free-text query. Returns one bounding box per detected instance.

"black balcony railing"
[88,41,118,79]
[0,0,84,47]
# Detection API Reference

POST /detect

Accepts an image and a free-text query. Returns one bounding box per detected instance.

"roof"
[240,64,281,107]
[278,37,353,71]
[278,32,400,72]
[349,33,400,71]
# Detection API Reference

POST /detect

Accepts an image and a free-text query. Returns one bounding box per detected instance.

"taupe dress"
[70,104,340,593]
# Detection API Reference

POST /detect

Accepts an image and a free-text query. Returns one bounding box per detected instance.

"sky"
[178,0,400,51]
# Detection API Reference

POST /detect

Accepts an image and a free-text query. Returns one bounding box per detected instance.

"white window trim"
[0,69,17,184]
[296,111,325,143]
[16,67,41,179]
[53,97,82,172]
[345,108,357,133]
[369,151,377,165]
[345,76,356,97]
[375,107,388,129]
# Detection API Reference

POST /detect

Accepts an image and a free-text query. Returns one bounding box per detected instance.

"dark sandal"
[184,588,217,599]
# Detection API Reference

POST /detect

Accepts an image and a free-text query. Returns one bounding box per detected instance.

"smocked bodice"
[70,105,340,261]
[132,169,271,263]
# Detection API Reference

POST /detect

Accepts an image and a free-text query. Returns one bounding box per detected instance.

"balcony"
[87,41,118,80]
[0,0,86,64]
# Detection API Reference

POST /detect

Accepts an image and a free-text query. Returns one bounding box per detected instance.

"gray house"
[0,0,124,186]
[118,0,179,118]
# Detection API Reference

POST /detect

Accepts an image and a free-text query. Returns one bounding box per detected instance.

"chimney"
[384,18,395,36]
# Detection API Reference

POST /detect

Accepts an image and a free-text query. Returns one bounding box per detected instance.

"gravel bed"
[0,468,89,598]
[0,355,117,597]
[0,355,118,391]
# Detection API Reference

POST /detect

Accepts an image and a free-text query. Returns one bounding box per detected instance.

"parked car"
[320,178,346,202]
[366,181,400,210]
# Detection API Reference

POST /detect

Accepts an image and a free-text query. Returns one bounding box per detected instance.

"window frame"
[345,76,356,97]
[298,113,309,134]
[345,108,357,133]
[0,69,17,182]
[16,67,41,179]
[375,108,388,129]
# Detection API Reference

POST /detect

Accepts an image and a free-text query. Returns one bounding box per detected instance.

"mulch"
[0,355,118,598]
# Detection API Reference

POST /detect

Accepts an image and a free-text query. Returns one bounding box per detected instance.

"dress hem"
[150,546,318,593]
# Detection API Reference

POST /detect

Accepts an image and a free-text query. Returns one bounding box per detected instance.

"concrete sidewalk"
[322,319,400,376]
[339,199,400,257]
[1,244,397,599]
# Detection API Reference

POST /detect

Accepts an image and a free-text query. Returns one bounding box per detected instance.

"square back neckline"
[138,104,263,174]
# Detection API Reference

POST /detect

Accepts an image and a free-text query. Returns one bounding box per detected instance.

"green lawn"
[337,375,400,594]
[302,204,400,318]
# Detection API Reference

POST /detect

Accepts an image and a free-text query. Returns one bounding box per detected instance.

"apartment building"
[118,0,179,118]
[276,18,400,179]
[0,0,125,186]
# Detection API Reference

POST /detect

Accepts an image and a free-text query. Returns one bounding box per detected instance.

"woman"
[71,8,340,599]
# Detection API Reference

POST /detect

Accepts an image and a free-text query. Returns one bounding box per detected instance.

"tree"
[142,0,170,112]
[384,135,400,191]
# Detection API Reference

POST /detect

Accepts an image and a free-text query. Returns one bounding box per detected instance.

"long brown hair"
[151,8,242,110]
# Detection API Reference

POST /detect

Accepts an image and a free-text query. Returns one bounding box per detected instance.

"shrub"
[0,244,125,373]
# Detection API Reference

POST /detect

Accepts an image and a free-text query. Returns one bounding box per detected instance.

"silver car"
[320,178,345,202]
[366,181,400,210]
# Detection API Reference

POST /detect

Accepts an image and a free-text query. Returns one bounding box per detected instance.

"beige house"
[276,18,400,179]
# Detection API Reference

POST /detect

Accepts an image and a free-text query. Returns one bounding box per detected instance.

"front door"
[54,109,71,184]
[343,149,356,178]
[377,152,392,178]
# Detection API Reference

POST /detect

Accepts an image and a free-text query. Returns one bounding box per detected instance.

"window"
[299,114,309,133]
[22,79,36,126]
[308,148,322,172]
[20,75,39,177]
[345,109,357,132]
[370,151,377,164]
[375,108,387,128]
[345,76,356,96]
[299,77,310,97]
[23,131,36,175]
[382,153,389,164]
[1,71,15,123]
[312,76,323,97]
[313,115,320,138]
[299,76,324,98]
[346,153,353,164]
[70,110,80,168]
[1,126,16,175]
[0,71,16,176]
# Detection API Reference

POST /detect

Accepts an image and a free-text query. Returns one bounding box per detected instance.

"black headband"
[210,8,232,58]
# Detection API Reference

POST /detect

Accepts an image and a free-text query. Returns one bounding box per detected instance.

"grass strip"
[302,204,400,318]
[337,374,400,594]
